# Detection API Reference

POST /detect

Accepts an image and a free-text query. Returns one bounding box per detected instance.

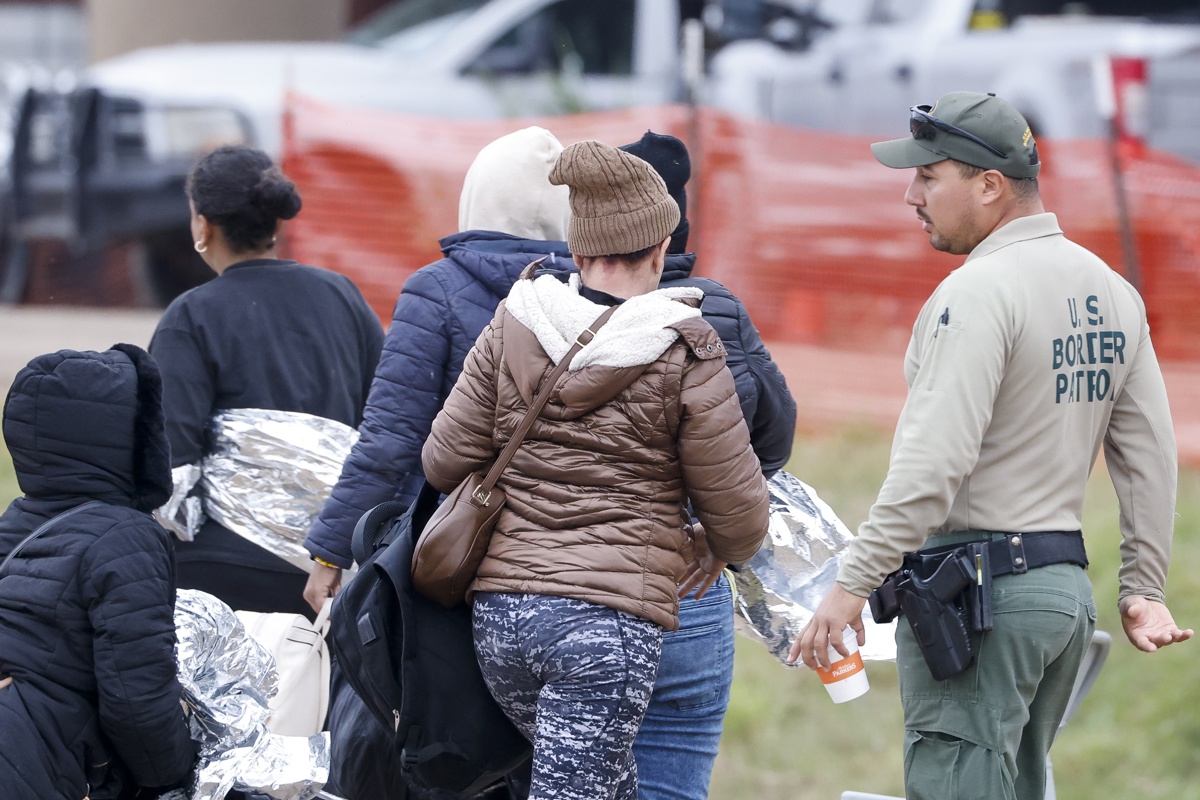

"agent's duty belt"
[914,530,1088,578]
[869,531,1088,681]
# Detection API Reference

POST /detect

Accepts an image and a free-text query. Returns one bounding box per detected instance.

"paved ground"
[3,305,1199,465]
[0,306,163,392]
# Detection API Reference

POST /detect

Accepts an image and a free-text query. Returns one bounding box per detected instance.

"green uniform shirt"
[839,213,1177,603]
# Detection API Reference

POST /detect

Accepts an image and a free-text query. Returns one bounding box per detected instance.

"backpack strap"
[0,501,108,577]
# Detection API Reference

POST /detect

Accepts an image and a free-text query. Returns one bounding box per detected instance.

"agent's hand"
[678,523,727,599]
[304,562,342,614]
[1119,595,1193,652]
[789,583,867,670]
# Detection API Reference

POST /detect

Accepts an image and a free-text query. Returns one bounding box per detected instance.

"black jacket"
[659,252,795,476]
[306,233,572,568]
[150,258,385,575]
[0,346,195,800]
[150,259,384,465]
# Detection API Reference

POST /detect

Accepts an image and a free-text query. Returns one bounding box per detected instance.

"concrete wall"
[87,0,350,62]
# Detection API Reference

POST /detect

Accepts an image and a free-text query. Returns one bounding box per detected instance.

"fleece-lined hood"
[2,345,172,511]
[503,273,706,415]
[457,126,571,241]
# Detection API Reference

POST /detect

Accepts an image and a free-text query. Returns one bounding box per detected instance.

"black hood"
[2,344,172,511]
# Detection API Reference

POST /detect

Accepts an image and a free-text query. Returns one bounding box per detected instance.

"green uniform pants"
[897,559,1096,800]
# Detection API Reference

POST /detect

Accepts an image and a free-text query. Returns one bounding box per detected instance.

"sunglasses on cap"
[909,105,1008,160]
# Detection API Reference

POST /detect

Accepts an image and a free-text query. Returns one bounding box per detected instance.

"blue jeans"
[633,572,734,800]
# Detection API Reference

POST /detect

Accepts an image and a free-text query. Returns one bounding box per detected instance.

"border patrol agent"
[792,91,1193,799]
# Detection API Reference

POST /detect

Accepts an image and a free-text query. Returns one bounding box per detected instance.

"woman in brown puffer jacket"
[421,140,769,800]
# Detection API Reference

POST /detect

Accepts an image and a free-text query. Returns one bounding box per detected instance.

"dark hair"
[186,145,302,252]
[578,243,658,267]
[953,159,1039,201]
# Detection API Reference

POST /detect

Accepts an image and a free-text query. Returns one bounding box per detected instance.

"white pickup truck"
[5,0,1200,304]
[79,0,1200,157]
[81,0,711,157]
[710,0,1200,160]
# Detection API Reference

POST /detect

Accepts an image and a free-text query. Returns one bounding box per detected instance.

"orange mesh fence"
[281,95,1200,362]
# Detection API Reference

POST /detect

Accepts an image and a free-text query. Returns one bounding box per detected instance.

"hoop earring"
[194,241,207,254]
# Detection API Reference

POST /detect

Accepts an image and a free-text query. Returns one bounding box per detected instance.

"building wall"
[87,0,350,62]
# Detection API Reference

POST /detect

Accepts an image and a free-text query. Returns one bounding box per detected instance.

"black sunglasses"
[909,105,1008,160]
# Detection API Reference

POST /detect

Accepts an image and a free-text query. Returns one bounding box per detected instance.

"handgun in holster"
[902,550,977,680]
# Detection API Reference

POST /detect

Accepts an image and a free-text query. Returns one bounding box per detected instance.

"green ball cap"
[871,91,1041,179]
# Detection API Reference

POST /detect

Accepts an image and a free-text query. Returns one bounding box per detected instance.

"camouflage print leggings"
[472,592,664,800]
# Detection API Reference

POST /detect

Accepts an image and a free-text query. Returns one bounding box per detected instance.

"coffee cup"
[817,624,870,703]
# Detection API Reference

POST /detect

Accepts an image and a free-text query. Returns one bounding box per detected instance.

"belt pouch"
[966,542,994,632]
[868,572,903,624]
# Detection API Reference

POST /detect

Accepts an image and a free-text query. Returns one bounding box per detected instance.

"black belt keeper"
[914,530,1089,578]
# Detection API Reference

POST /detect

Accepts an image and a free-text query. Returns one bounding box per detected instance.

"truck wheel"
[0,232,29,305]
[134,231,215,307]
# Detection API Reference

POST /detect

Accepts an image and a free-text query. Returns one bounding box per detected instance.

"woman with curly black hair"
[150,145,383,617]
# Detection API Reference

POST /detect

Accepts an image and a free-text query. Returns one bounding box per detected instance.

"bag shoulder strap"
[0,500,108,577]
[478,304,619,495]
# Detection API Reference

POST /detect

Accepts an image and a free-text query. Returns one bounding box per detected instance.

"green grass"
[0,446,13,508]
[3,429,1198,798]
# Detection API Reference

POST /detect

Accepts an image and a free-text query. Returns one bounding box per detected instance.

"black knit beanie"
[620,131,691,254]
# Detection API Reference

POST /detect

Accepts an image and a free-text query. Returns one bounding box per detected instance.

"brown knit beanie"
[549,140,680,257]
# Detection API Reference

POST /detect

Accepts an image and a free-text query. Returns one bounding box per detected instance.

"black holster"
[869,548,982,681]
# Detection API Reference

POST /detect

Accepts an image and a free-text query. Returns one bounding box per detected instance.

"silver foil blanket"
[160,409,359,571]
[155,464,203,542]
[164,589,330,800]
[732,470,898,664]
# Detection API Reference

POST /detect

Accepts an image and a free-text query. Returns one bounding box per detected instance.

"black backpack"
[327,483,532,798]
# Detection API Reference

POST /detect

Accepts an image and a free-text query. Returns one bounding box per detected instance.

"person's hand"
[1119,595,1193,652]
[678,523,727,599]
[789,583,867,670]
[304,562,342,614]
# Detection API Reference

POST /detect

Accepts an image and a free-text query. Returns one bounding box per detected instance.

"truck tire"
[135,230,215,307]
[0,226,29,305]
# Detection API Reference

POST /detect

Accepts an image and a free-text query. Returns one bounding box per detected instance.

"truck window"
[867,0,928,24]
[351,0,489,54]
[468,0,635,76]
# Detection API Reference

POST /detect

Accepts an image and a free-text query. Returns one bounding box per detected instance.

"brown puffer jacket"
[422,273,769,630]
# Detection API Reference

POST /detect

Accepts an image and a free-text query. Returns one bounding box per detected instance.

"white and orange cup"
[816,624,870,703]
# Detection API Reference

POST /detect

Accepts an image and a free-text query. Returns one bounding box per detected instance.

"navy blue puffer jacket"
[305,231,573,567]
[0,346,196,800]
[659,252,796,475]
